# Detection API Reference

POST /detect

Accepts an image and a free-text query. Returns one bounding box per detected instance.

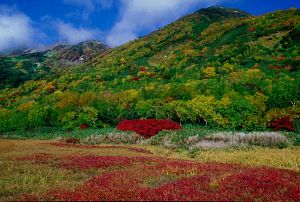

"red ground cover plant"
[58,155,164,170]
[270,116,295,131]
[20,159,300,201]
[219,168,300,201]
[59,156,135,169]
[15,145,300,201]
[117,119,182,138]
[16,153,53,164]
[46,142,153,154]
[17,152,159,170]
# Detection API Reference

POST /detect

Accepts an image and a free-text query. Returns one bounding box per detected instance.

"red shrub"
[133,77,139,81]
[80,124,89,130]
[268,64,282,70]
[247,27,256,32]
[270,116,295,131]
[140,67,147,72]
[117,119,181,138]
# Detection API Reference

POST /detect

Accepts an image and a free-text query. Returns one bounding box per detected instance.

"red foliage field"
[117,119,182,138]
[17,148,300,201]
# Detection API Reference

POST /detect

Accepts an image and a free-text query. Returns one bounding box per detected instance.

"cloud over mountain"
[106,0,224,47]
[63,0,114,19]
[0,0,262,51]
[57,21,101,44]
[0,6,37,52]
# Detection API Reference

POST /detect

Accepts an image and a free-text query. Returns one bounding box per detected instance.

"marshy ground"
[0,139,299,201]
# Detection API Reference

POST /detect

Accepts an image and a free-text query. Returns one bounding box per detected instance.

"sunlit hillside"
[1,7,299,132]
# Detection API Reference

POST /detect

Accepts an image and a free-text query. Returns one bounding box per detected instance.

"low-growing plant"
[186,132,288,149]
[82,132,141,145]
[270,116,295,131]
[117,119,181,138]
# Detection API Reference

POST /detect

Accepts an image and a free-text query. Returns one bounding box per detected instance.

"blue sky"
[0,0,299,52]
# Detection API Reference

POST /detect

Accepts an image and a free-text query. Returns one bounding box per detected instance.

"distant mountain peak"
[197,6,251,17]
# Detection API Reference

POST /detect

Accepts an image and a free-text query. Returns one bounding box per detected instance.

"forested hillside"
[0,6,299,132]
[0,41,108,89]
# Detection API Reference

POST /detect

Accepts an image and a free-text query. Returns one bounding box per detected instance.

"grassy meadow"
[0,127,299,201]
[0,121,299,201]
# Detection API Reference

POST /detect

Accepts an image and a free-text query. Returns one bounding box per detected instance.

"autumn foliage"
[79,124,89,130]
[270,116,295,131]
[18,152,300,201]
[117,119,182,138]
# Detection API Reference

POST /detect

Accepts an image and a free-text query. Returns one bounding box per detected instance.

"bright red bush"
[133,77,139,81]
[117,119,182,138]
[270,116,295,131]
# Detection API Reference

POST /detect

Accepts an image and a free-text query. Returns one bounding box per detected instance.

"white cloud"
[106,0,223,47]
[57,21,101,44]
[0,6,36,52]
[64,0,114,19]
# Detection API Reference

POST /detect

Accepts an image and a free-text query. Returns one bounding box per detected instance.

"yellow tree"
[203,66,216,78]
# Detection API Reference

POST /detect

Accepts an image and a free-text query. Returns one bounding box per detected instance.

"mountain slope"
[0,7,299,132]
[0,40,109,89]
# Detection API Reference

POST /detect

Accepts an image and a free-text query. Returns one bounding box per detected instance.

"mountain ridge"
[0,40,109,88]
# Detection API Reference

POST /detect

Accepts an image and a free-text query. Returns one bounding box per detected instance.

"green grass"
[0,127,118,140]
[1,125,299,147]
